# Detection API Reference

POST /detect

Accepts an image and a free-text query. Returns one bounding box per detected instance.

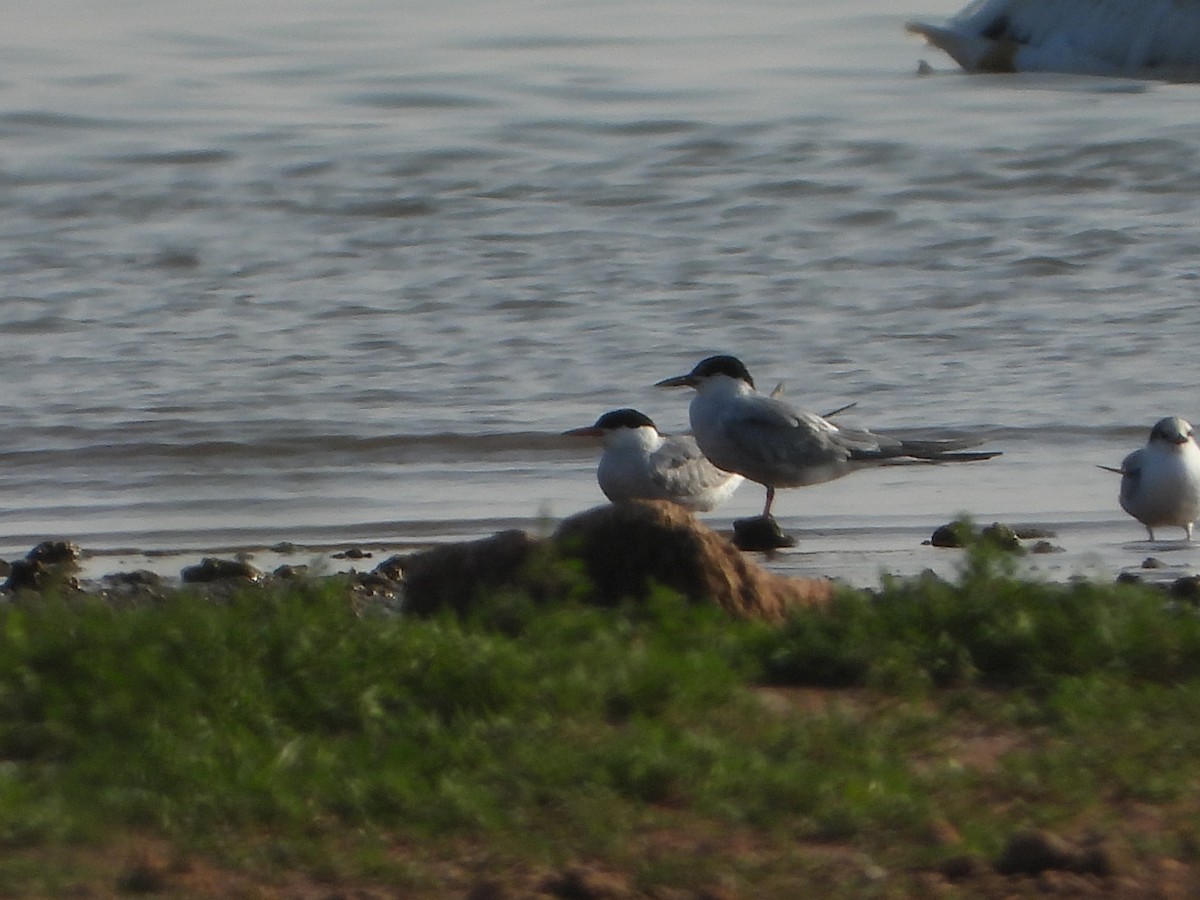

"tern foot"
[732,515,796,552]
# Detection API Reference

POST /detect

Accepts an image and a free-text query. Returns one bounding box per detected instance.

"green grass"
[1,544,1200,894]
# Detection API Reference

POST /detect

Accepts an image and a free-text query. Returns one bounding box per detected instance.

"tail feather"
[873,450,1002,467]
[894,437,993,457]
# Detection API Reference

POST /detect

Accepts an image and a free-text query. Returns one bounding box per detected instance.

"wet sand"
[12,432,1198,592]
[63,510,1197,596]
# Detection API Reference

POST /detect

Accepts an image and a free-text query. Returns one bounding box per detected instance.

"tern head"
[564,408,659,439]
[655,355,755,390]
[1149,416,1195,447]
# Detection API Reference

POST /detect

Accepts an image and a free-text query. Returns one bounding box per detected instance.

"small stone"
[465,880,509,900]
[115,850,170,893]
[1142,557,1167,569]
[1169,576,1200,602]
[539,865,631,899]
[272,564,308,579]
[3,559,50,592]
[27,540,81,566]
[1012,526,1057,540]
[732,515,796,551]
[180,557,261,584]
[939,854,984,881]
[1116,572,1142,585]
[371,554,405,581]
[102,570,164,589]
[332,547,371,560]
[1030,540,1064,554]
[1078,841,1116,877]
[353,571,400,590]
[995,829,1080,876]
[929,521,973,548]
[269,541,298,554]
[980,523,1022,552]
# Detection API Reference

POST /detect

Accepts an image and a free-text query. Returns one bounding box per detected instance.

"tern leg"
[761,486,775,519]
[1146,525,1156,541]
[1187,523,1195,541]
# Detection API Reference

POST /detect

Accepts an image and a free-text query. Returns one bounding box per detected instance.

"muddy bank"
[0,503,833,618]
[3,504,1195,607]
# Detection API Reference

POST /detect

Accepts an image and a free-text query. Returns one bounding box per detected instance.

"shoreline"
[7,506,1197,596]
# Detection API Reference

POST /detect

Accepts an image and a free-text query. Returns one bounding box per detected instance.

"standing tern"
[1099,416,1200,541]
[655,354,1000,525]
[564,408,743,512]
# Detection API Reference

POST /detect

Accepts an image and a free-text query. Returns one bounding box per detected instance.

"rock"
[180,557,261,584]
[1169,576,1200,602]
[1142,557,1167,569]
[401,530,539,617]
[272,564,308,579]
[269,541,298,554]
[552,501,830,619]
[371,554,405,582]
[464,880,509,900]
[1116,572,1142,585]
[929,521,1025,552]
[1030,540,1064,554]
[994,828,1114,877]
[27,540,81,566]
[980,523,1022,552]
[996,829,1079,875]
[95,570,168,606]
[401,502,832,620]
[732,515,796,551]
[332,546,371,560]
[939,854,985,880]
[3,559,51,592]
[1012,526,1057,540]
[352,571,400,591]
[114,849,171,893]
[539,865,632,899]
[0,559,9,578]
[102,570,164,589]
[1,541,85,592]
[929,521,973,548]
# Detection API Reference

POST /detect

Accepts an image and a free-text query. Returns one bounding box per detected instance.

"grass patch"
[0,545,1199,895]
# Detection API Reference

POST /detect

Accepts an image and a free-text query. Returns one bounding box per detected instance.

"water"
[4,0,1200,586]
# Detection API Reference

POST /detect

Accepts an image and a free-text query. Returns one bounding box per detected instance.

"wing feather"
[909,0,1200,79]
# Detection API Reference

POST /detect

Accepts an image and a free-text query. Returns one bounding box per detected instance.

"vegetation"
[1,543,1199,896]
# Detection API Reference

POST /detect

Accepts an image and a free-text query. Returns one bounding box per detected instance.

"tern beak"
[655,374,696,388]
[563,426,603,437]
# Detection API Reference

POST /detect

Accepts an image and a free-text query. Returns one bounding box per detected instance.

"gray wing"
[714,394,993,487]
[1118,448,1143,508]
[650,434,737,498]
[716,395,861,485]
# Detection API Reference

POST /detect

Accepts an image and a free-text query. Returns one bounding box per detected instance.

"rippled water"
[4,0,1200,584]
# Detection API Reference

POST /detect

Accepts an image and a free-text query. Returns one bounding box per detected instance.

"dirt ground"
[30,830,1199,900]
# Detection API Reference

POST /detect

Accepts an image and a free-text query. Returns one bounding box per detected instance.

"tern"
[564,408,743,512]
[906,0,1200,80]
[1099,416,1200,541]
[655,355,1000,522]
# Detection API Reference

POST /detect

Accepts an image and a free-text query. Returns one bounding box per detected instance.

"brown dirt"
[18,819,1200,900]
[402,500,832,619]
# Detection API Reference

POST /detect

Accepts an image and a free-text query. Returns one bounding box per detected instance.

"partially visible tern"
[1099,415,1200,541]
[564,408,743,512]
[906,0,1200,81]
